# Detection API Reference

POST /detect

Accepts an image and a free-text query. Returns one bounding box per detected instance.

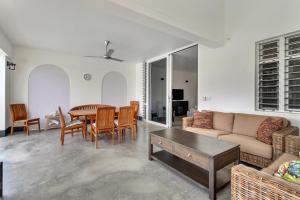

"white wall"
[102,72,127,107]
[0,29,13,131]
[198,0,300,127]
[0,54,5,131]
[28,65,70,127]
[0,28,13,57]
[11,46,136,118]
[173,69,198,109]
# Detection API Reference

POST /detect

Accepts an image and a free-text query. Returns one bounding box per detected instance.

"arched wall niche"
[28,64,70,128]
[102,71,127,107]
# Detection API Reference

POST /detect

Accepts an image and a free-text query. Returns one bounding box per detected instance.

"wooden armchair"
[90,106,115,148]
[130,101,139,132]
[115,106,136,143]
[9,104,40,136]
[58,107,86,145]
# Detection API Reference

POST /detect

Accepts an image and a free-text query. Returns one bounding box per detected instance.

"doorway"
[171,45,198,128]
[147,58,168,126]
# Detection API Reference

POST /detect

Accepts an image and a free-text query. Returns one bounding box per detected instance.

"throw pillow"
[257,117,283,145]
[274,160,300,184]
[192,111,213,129]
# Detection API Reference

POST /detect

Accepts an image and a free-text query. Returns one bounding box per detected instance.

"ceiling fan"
[84,40,124,62]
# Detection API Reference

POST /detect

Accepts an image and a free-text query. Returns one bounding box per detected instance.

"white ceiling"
[0,0,191,63]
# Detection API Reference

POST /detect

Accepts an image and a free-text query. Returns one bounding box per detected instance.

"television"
[172,89,184,100]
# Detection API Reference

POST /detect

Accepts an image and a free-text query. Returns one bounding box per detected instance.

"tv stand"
[172,100,188,116]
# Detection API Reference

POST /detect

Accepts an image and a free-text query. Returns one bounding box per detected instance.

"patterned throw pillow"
[274,160,300,184]
[256,117,283,145]
[192,111,213,129]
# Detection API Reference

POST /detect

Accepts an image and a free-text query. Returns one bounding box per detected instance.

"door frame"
[146,43,199,128]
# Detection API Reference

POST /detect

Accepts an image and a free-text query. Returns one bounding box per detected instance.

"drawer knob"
[187,153,192,158]
[158,141,162,145]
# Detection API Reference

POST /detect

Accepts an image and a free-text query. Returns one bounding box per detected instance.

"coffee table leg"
[209,159,216,200]
[235,148,240,165]
[148,134,153,161]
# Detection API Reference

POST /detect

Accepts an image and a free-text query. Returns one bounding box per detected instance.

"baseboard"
[0,127,25,137]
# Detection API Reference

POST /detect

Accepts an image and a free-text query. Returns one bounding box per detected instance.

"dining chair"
[90,106,115,149]
[130,101,139,133]
[58,107,86,145]
[9,104,41,136]
[115,106,135,143]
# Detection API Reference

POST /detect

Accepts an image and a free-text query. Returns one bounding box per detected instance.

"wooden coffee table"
[149,128,240,200]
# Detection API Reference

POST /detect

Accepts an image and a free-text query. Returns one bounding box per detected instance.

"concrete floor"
[0,122,231,200]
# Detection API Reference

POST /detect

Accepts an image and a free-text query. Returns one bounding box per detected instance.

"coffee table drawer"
[173,144,208,169]
[151,135,173,152]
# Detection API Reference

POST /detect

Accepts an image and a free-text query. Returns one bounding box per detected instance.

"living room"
[1,0,300,200]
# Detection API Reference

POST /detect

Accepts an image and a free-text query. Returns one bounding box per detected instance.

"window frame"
[255,30,300,113]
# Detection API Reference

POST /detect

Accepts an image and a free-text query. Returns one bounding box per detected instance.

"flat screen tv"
[172,89,184,100]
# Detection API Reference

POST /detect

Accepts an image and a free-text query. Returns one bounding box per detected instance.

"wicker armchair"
[231,135,300,200]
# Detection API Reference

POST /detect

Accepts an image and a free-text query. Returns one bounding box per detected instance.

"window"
[285,33,300,111]
[256,31,300,112]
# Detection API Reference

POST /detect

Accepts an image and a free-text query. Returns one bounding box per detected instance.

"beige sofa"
[231,135,300,200]
[182,111,299,168]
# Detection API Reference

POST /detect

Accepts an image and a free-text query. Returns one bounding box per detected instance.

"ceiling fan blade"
[84,56,105,58]
[107,49,114,57]
[109,57,124,62]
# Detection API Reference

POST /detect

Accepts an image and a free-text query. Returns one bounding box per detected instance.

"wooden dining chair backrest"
[118,106,133,127]
[58,107,66,128]
[10,104,27,122]
[130,101,139,120]
[95,106,115,130]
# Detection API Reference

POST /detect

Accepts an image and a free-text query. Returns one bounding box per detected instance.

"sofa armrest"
[182,117,193,129]
[285,135,300,157]
[231,164,300,200]
[272,126,299,160]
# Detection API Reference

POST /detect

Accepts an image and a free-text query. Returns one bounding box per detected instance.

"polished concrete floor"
[0,122,231,200]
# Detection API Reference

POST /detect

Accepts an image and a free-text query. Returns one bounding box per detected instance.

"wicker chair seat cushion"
[262,153,299,175]
[185,127,231,138]
[66,119,82,128]
[192,111,213,129]
[256,117,283,145]
[219,134,272,159]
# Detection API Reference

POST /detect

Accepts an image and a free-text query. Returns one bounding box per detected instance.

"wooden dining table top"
[68,108,119,117]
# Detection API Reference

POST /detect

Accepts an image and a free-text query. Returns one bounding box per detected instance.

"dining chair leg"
[10,124,14,135]
[82,127,86,142]
[38,120,41,132]
[95,134,99,149]
[118,129,121,144]
[111,129,114,145]
[60,130,65,145]
[26,124,29,136]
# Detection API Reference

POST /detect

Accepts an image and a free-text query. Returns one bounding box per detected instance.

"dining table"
[68,107,119,131]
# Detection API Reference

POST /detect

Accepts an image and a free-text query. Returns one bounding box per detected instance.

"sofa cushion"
[232,114,268,137]
[219,134,272,159]
[213,112,234,132]
[185,127,231,138]
[233,113,289,137]
[192,111,213,129]
[256,117,283,145]
[261,153,299,175]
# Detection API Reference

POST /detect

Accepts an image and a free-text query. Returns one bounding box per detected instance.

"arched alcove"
[102,72,127,107]
[28,65,70,128]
